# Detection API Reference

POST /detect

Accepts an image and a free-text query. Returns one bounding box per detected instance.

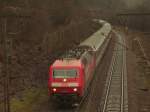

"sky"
[123,0,146,9]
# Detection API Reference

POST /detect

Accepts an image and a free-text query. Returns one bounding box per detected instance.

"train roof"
[59,46,92,59]
[51,46,91,67]
[51,20,112,68]
[79,22,111,51]
[52,60,82,67]
[79,31,106,51]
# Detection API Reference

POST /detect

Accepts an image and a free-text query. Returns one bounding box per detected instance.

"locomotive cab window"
[53,69,78,78]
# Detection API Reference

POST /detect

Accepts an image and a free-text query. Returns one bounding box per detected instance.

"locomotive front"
[48,60,84,100]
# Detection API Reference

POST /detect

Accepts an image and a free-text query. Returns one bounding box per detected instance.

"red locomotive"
[48,20,112,101]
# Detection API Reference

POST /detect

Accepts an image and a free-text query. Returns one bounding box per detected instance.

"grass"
[10,88,48,112]
[0,103,4,112]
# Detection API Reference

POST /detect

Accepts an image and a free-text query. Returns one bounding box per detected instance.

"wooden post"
[3,16,10,112]
[1,10,30,112]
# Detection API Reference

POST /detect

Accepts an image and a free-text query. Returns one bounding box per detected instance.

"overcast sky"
[123,0,146,9]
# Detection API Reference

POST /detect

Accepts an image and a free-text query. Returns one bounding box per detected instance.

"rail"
[134,38,150,66]
[99,31,128,112]
[76,30,112,112]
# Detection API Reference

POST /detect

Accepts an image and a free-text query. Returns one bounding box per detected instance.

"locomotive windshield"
[53,69,78,78]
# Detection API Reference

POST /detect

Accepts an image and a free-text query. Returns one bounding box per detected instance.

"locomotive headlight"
[73,88,77,92]
[63,78,67,82]
[53,88,57,92]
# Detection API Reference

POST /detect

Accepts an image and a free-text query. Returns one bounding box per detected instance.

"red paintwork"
[49,65,84,96]
[52,60,81,67]
[51,87,80,94]
[48,54,96,99]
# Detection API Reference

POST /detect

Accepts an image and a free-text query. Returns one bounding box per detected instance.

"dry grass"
[10,88,48,112]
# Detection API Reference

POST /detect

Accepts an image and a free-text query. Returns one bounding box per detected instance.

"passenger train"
[48,20,112,101]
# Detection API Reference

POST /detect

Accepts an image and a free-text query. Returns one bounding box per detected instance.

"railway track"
[134,37,150,66]
[133,36,150,112]
[76,30,112,112]
[99,31,128,112]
